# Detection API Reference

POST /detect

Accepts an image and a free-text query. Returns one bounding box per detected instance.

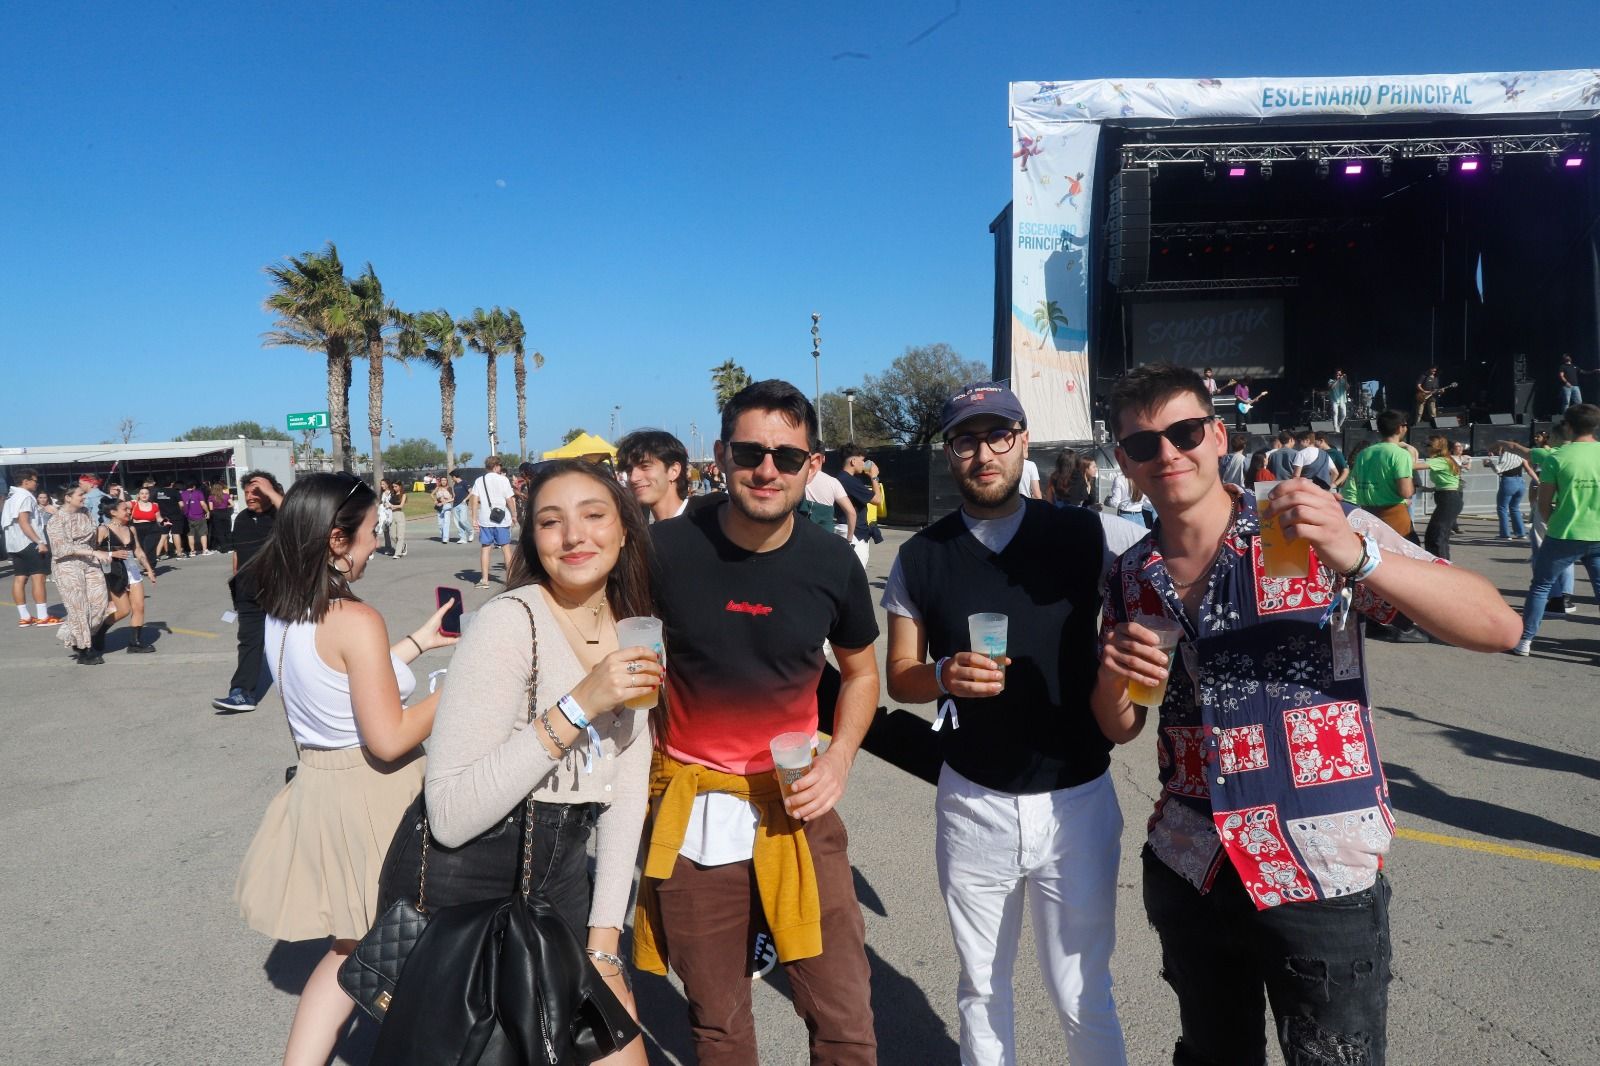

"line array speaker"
[1106,169,1151,291]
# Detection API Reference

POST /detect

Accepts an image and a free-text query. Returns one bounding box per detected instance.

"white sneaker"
[1511,639,1532,657]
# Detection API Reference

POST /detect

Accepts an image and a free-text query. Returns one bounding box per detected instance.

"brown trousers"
[651,809,876,1066]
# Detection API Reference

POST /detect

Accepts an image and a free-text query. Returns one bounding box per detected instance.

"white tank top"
[266,616,417,749]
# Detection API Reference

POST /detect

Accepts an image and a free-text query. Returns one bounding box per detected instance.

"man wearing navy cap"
[881,382,1130,1065]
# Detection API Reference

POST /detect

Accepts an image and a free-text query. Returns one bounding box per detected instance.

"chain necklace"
[550,588,607,644]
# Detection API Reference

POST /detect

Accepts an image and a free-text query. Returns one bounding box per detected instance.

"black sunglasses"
[944,425,1022,460]
[726,441,812,475]
[1118,416,1216,463]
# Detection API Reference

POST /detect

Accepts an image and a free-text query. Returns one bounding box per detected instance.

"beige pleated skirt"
[236,745,424,943]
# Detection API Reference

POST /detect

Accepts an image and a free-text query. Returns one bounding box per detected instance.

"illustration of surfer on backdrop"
[1056,172,1085,207]
[1013,132,1044,172]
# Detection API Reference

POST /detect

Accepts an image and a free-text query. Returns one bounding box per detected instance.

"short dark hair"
[1106,363,1213,438]
[245,473,377,624]
[508,460,655,622]
[1276,430,1293,445]
[13,467,38,483]
[616,429,689,498]
[1228,433,1248,452]
[841,442,866,462]
[1376,410,1407,438]
[719,379,821,453]
[1313,432,1331,445]
[98,497,121,520]
[1565,402,1600,437]
[1293,428,1313,445]
[244,470,284,494]
[486,456,503,470]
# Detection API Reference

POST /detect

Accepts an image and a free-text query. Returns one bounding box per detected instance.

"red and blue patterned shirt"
[1102,492,1443,909]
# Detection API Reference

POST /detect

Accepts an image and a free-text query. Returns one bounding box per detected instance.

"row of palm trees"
[263,242,542,485]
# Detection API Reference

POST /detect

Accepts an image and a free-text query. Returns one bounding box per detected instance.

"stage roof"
[1011,69,1600,126]
[0,439,244,466]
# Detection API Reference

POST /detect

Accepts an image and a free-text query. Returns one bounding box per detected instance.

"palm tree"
[412,309,465,473]
[263,243,358,472]
[350,264,403,487]
[709,359,753,412]
[1032,299,1068,349]
[459,307,513,459]
[505,308,544,461]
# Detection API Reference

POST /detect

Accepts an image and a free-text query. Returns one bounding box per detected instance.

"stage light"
[1566,157,1584,168]
[1316,159,1329,179]
[1203,162,1216,181]
[1343,162,1363,176]
[1228,166,1247,178]
[1436,157,1449,174]
[1460,159,1480,172]
[1491,156,1504,174]
[1380,156,1393,178]
[1260,161,1273,181]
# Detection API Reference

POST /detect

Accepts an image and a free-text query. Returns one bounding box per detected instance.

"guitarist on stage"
[1228,376,1268,429]
[1414,366,1455,426]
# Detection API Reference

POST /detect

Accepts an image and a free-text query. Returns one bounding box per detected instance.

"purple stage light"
[1228,166,1247,177]
[1460,159,1480,172]
[1565,157,1584,168]
[1343,163,1363,176]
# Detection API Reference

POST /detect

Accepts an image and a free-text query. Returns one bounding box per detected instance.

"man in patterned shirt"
[1088,363,1519,1066]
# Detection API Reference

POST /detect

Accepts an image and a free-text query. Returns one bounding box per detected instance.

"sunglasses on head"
[726,441,812,474]
[1118,415,1216,463]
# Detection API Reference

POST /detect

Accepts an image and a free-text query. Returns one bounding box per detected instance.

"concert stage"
[996,70,1600,444]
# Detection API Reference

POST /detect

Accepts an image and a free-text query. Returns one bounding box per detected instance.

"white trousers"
[935,764,1128,1066]
[851,538,870,569]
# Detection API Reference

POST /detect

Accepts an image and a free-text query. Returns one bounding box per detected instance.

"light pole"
[689,420,699,461]
[842,387,857,443]
[610,405,621,439]
[810,312,821,419]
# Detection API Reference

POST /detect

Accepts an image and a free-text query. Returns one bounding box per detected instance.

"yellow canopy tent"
[541,432,618,460]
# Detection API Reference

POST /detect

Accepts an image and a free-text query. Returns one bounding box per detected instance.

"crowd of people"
[8,372,1590,1065]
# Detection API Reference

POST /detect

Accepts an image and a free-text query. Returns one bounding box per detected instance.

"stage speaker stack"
[1434,415,1462,428]
[1310,420,1337,433]
[1513,381,1536,419]
[1245,422,1272,436]
[1105,169,1151,291]
[1488,412,1515,426]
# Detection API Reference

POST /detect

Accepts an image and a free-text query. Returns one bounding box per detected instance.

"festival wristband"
[934,657,952,696]
[557,693,590,730]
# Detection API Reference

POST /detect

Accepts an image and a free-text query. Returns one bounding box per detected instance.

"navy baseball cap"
[940,382,1028,437]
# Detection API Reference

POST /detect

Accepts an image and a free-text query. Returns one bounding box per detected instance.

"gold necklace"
[551,589,607,645]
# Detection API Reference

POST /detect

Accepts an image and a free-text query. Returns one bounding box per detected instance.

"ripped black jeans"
[1143,847,1392,1066]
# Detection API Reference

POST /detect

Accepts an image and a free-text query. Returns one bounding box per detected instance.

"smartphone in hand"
[436,586,465,637]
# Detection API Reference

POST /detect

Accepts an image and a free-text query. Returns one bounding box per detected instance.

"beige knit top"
[424,585,651,930]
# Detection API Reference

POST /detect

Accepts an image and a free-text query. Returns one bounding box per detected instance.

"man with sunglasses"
[1089,363,1519,1066]
[881,381,1136,1066]
[640,379,881,1065]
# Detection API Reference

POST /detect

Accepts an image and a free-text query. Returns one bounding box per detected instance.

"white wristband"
[934,656,952,697]
[557,693,590,730]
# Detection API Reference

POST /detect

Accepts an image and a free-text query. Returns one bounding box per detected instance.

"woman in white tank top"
[233,473,459,1066]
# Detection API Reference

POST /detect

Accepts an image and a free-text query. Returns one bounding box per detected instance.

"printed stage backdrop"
[1007,69,1600,441]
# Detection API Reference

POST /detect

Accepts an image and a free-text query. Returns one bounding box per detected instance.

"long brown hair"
[507,460,655,621]
[246,473,376,623]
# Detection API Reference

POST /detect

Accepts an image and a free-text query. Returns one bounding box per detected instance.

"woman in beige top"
[426,459,662,1065]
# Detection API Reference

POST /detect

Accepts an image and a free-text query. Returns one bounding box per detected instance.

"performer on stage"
[1330,369,1350,431]
[1413,367,1450,426]
[1201,367,1218,396]
[1230,377,1267,429]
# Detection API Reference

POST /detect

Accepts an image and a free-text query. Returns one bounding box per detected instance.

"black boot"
[127,625,155,653]
[77,645,104,666]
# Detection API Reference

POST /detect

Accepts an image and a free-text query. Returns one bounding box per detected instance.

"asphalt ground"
[2,511,1596,1065]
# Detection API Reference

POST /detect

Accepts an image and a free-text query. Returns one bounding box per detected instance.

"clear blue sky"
[4,2,1593,453]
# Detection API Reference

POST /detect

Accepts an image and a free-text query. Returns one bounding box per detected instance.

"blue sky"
[4,1,1594,453]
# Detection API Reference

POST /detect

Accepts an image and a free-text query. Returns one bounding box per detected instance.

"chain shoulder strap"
[505,594,542,900]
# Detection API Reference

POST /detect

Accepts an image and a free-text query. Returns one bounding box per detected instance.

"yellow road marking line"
[1396,827,1600,872]
[2,599,217,639]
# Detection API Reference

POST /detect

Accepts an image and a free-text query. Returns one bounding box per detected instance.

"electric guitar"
[1415,381,1458,404]
[1236,390,1269,414]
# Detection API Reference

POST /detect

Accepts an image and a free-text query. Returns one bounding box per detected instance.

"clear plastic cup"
[1127,615,1184,709]
[614,616,664,710]
[1255,481,1311,578]
[770,732,815,798]
[967,612,1008,685]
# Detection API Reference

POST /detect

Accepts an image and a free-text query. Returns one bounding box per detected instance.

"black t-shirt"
[838,470,875,539]
[452,481,470,506]
[153,486,182,519]
[1418,372,1439,393]
[229,509,276,602]
[650,499,878,773]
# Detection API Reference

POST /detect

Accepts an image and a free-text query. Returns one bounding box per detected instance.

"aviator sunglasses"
[1118,415,1216,463]
[726,440,812,474]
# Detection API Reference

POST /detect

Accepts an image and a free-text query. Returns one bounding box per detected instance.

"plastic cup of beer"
[770,732,815,799]
[967,613,1008,686]
[1127,616,1184,709]
[614,616,664,711]
[1255,481,1311,579]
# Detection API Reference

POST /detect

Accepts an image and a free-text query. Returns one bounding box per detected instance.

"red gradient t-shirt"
[650,500,879,774]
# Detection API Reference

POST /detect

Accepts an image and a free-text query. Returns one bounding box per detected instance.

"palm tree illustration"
[1033,300,1067,349]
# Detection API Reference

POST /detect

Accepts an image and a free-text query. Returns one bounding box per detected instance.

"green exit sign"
[287,411,329,430]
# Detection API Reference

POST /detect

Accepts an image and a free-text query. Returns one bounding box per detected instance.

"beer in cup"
[1127,615,1184,709]
[614,616,664,711]
[967,612,1008,688]
[1255,481,1311,579]
[770,732,815,799]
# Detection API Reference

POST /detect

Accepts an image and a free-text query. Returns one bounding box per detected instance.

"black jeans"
[1142,848,1392,1066]
[379,798,602,937]
[1425,489,1463,561]
[230,597,267,696]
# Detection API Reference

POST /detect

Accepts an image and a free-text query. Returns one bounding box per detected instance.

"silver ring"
[626,662,639,674]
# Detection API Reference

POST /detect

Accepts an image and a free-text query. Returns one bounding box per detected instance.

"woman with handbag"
[233,472,458,1066]
[421,458,661,1065]
[95,498,157,653]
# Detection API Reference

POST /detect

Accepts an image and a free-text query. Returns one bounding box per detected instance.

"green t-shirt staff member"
[1516,404,1600,654]
[1351,410,1417,539]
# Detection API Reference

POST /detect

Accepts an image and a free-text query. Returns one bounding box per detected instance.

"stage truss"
[1121,131,1590,170]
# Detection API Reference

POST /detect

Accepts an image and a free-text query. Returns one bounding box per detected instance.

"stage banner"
[1012,69,1600,125]
[1009,120,1098,443]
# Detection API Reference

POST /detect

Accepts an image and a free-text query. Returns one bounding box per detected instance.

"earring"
[330,555,352,575]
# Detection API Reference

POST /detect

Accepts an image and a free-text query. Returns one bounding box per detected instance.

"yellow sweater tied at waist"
[631,749,822,976]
